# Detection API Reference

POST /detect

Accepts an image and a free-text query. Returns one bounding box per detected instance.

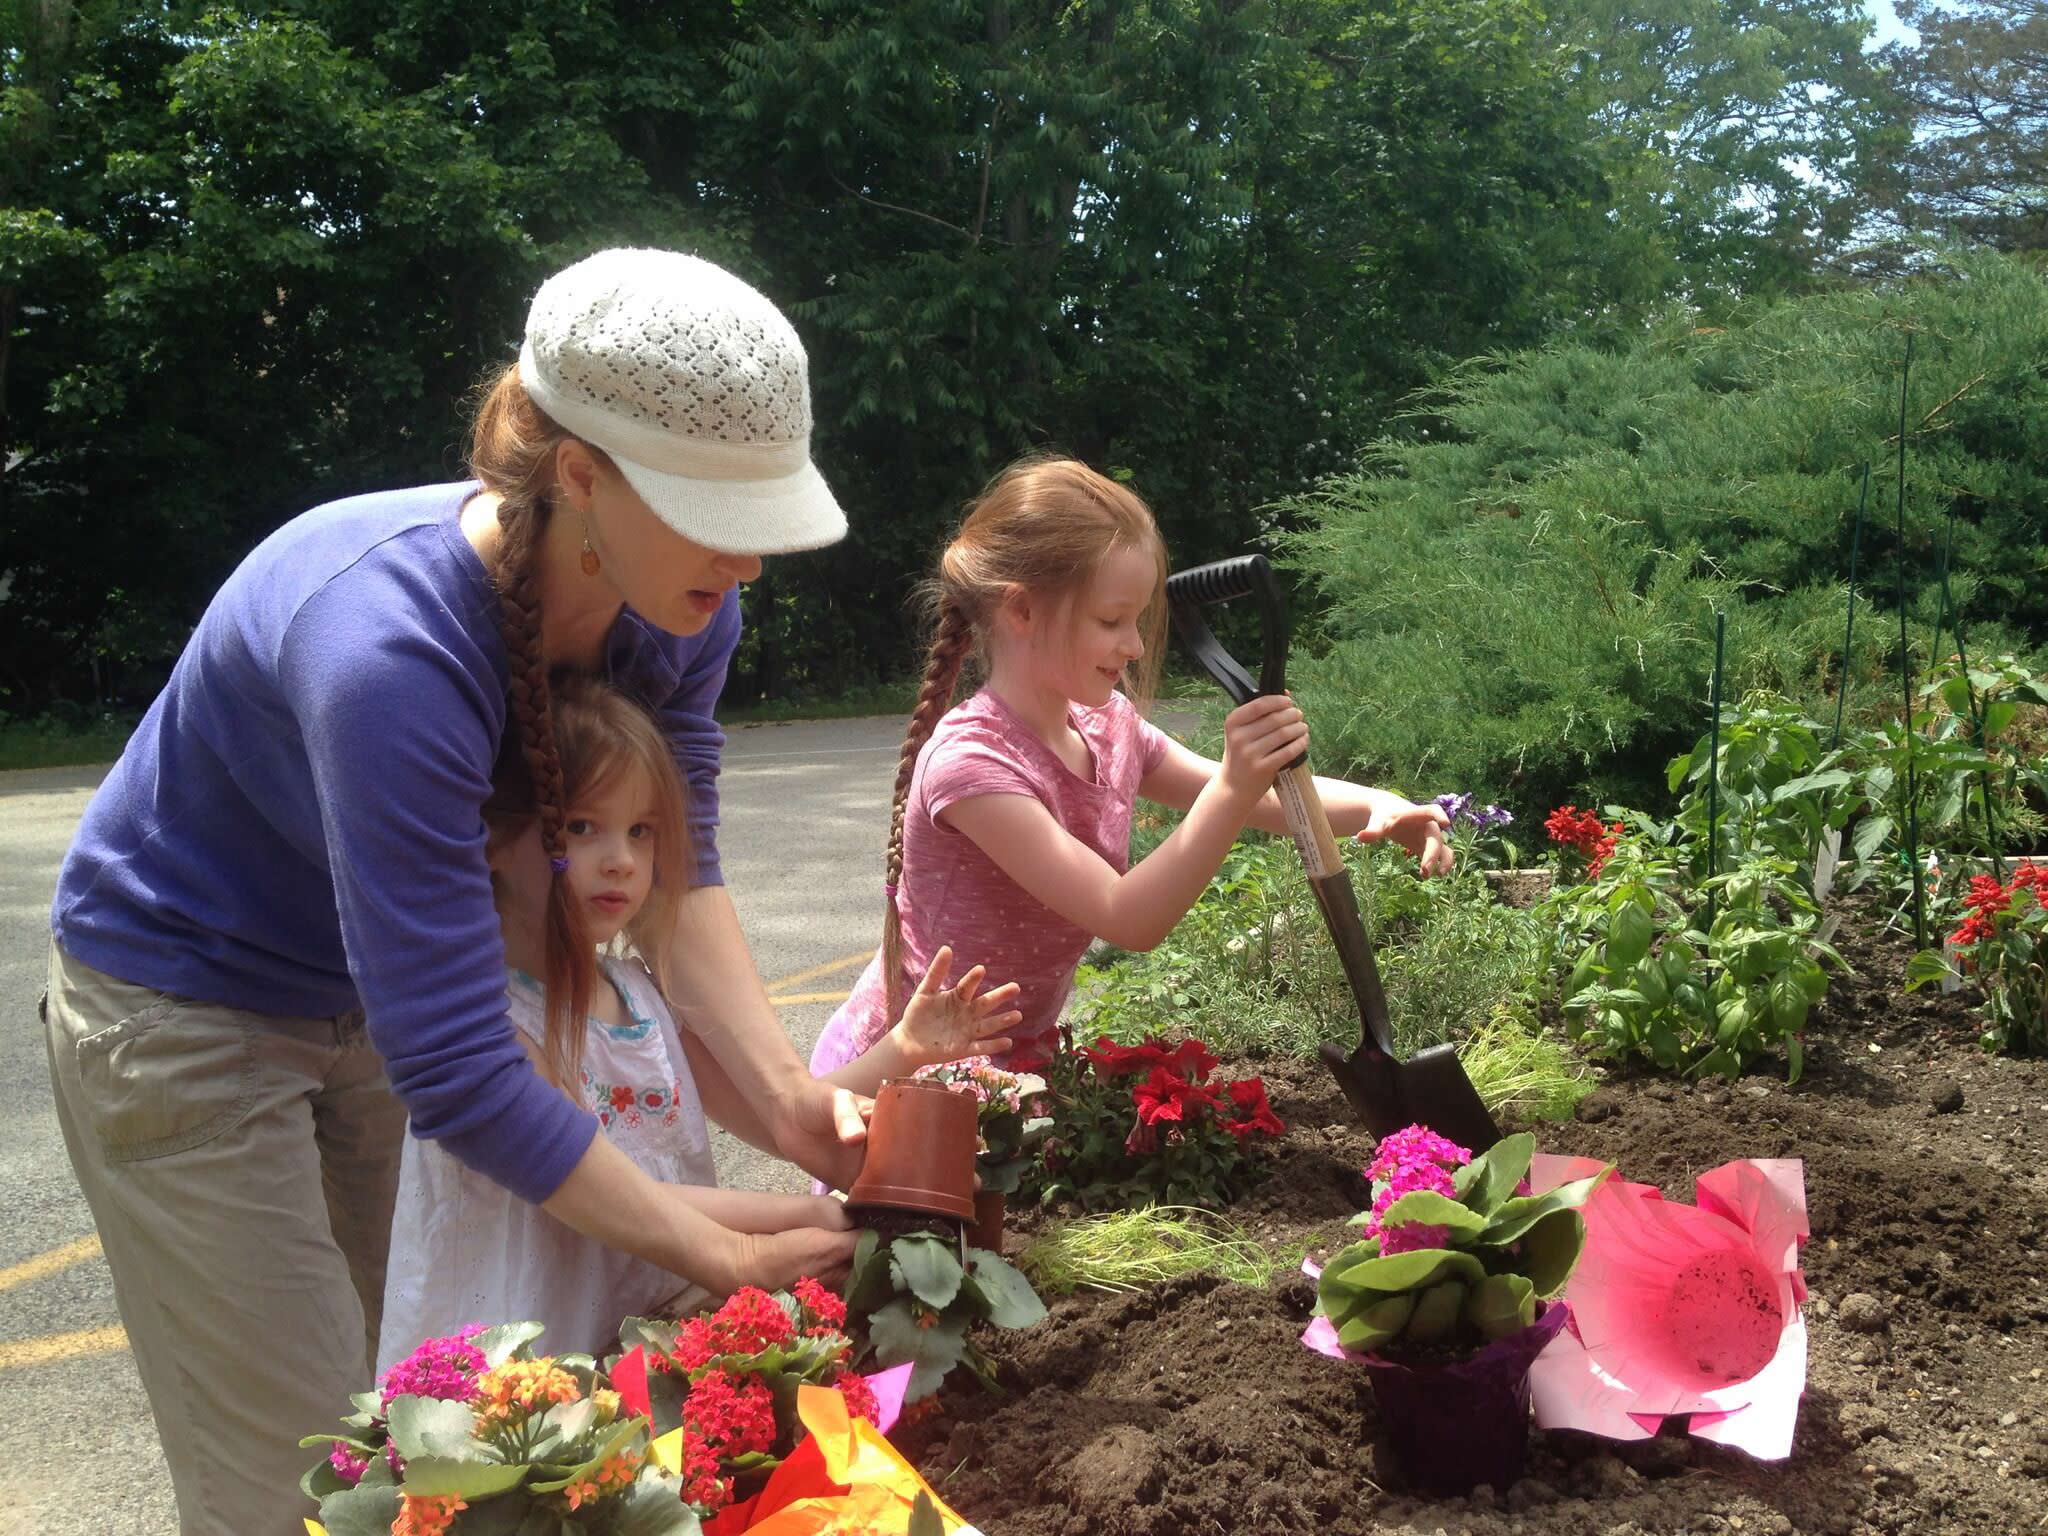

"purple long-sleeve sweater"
[51,482,738,1202]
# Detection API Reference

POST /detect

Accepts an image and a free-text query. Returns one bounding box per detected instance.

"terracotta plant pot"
[846,1078,978,1222]
[969,1189,1006,1254]
[1362,1301,1572,1496]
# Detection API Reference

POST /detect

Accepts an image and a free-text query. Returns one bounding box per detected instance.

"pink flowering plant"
[299,1321,696,1534]
[911,1058,1053,1194]
[1312,1128,1608,1357]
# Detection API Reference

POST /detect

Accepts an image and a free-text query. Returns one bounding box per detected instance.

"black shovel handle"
[1165,554,1290,708]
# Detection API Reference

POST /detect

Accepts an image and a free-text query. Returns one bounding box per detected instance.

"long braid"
[485,470,594,1087]
[880,601,975,1027]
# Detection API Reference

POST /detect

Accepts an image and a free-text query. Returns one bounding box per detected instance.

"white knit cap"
[517,248,848,555]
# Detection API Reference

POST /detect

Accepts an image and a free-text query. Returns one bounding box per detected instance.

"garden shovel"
[1165,554,1500,1155]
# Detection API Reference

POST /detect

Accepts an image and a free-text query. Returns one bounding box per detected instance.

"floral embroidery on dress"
[583,1070,686,1132]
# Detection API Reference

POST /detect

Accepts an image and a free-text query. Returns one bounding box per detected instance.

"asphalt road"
[0,714,906,1535]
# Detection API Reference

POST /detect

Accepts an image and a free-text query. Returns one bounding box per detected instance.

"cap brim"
[611,454,850,556]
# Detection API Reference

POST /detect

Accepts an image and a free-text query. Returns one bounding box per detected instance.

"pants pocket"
[72,1000,259,1162]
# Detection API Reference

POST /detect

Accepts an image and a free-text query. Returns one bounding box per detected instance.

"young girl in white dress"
[378,673,1014,1368]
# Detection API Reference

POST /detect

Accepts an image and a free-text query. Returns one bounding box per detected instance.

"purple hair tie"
[550,856,570,874]
[884,880,899,901]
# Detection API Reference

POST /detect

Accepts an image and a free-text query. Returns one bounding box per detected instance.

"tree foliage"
[1880,0,2048,252]
[1,0,1911,714]
[1279,252,2048,817]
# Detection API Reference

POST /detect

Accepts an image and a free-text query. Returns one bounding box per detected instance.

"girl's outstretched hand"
[894,945,1022,1067]
[1356,798,1455,877]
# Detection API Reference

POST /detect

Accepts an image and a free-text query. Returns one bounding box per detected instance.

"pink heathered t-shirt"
[809,687,1172,1076]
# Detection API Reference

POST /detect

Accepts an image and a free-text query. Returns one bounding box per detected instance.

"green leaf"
[385,1395,486,1463]
[1320,1245,1486,1303]
[396,1455,531,1500]
[1607,899,1654,971]
[1462,1131,1536,1213]
[313,1482,403,1536]
[615,1471,704,1536]
[1464,1273,1537,1340]
[966,1249,1048,1329]
[846,1228,895,1315]
[1517,1209,1589,1296]
[1376,1189,1488,1236]
[1770,972,1809,1031]
[1904,948,1958,990]
[1475,1169,1607,1248]
[1772,768,1851,802]
[867,1299,968,1401]
[890,1235,965,1311]
[1404,1279,1468,1343]
[472,1321,547,1368]
[1334,1293,1415,1352]
[1851,814,1894,864]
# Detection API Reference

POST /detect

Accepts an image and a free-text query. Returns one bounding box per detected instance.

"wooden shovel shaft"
[1272,763,1396,1057]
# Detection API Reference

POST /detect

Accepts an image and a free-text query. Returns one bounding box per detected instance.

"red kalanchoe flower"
[681,1367,779,1461]
[791,1275,847,1333]
[666,1286,796,1371]
[668,1423,729,1511]
[830,1367,880,1425]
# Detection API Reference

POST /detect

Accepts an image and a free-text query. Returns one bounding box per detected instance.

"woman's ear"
[553,438,604,513]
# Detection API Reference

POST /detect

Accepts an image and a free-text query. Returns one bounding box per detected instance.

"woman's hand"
[1356,798,1455,877]
[726,1198,860,1291]
[1218,694,1309,804]
[889,945,1022,1068]
[768,1078,873,1194]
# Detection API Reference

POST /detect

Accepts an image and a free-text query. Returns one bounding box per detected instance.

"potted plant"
[1303,1127,1610,1495]
[912,1059,1052,1250]
[843,1227,1048,1402]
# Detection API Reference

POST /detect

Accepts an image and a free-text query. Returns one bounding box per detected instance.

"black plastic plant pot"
[1362,1300,1572,1496]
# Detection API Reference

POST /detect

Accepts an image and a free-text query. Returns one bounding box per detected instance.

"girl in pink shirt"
[810,457,1455,1087]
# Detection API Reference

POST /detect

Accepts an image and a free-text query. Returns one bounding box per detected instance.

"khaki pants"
[42,943,406,1536]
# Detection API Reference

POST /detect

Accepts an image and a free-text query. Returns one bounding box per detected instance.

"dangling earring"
[580,519,601,577]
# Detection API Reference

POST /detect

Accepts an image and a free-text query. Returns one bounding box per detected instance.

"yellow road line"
[0,1324,128,1371]
[0,1235,101,1294]
[763,950,872,995]
[769,990,854,1006]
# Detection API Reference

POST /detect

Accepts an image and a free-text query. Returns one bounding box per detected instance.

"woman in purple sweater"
[43,249,870,1534]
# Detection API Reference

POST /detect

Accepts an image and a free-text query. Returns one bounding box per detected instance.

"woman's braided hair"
[469,362,604,1084]
[879,455,1165,1027]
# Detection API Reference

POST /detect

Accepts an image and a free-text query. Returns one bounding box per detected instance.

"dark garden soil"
[902,899,2048,1536]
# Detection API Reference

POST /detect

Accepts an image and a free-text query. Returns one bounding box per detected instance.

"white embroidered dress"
[378,957,718,1372]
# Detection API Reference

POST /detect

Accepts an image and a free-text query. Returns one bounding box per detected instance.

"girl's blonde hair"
[484,669,691,1086]
[469,364,674,1084]
[880,455,1167,1024]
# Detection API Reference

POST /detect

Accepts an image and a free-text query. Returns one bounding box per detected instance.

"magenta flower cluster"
[379,1322,488,1411]
[1365,1126,1473,1256]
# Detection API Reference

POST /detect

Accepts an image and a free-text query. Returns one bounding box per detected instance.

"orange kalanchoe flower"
[558,1448,646,1511]
[391,1493,467,1536]
[471,1358,584,1433]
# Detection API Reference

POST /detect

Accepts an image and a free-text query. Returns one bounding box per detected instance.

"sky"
[1864,0,1920,51]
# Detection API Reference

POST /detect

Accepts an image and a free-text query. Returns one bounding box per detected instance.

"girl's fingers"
[968,1034,1015,1058]
[976,981,1022,1012]
[919,945,956,994]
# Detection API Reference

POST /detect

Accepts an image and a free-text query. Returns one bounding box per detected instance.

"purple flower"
[1435,793,1514,834]
[328,1444,370,1487]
